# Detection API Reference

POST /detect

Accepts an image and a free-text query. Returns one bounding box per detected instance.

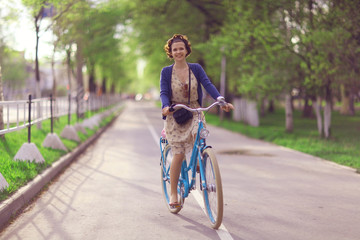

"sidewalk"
[0,112,121,231]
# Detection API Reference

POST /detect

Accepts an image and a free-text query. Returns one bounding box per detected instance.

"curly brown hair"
[164,34,192,59]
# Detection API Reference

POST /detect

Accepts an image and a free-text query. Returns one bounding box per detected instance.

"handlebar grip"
[217,96,227,107]
[217,96,225,102]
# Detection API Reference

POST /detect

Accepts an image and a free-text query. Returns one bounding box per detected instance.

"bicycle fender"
[201,145,212,153]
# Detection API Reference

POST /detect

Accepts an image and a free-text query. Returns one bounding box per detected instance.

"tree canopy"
[1,0,359,134]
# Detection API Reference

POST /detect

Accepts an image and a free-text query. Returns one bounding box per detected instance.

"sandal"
[169,202,181,209]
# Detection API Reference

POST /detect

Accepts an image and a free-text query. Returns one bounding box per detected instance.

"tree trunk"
[260,97,266,117]
[51,40,58,98]
[0,66,4,139]
[302,96,313,118]
[246,100,259,127]
[313,96,323,137]
[66,47,73,124]
[66,47,72,91]
[34,13,44,129]
[51,40,59,120]
[340,84,350,115]
[323,85,332,139]
[35,16,41,98]
[76,41,85,119]
[285,93,293,133]
[349,93,355,115]
[51,56,57,98]
[297,97,302,110]
[268,99,275,113]
[323,100,332,139]
[102,78,107,94]
[88,62,96,93]
[110,83,115,94]
[340,84,355,115]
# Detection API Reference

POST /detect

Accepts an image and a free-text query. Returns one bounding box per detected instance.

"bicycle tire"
[161,144,183,214]
[201,148,223,229]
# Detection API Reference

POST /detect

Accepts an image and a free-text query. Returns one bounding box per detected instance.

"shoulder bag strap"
[188,64,191,105]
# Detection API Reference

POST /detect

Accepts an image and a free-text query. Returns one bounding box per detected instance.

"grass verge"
[205,108,360,170]
[0,108,118,202]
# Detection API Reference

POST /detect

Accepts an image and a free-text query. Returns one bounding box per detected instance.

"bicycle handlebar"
[169,96,227,113]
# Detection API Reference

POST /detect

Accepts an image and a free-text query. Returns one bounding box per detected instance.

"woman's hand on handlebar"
[221,103,234,112]
[162,106,171,116]
[216,96,234,112]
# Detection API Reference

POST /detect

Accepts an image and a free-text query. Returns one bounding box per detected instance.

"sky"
[3,0,56,61]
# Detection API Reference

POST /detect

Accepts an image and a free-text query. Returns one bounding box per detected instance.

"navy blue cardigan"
[160,63,221,111]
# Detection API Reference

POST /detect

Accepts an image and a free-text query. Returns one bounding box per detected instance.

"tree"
[50,0,131,118]
[329,0,360,116]
[129,0,227,93]
[1,48,29,97]
[22,0,76,99]
[295,0,360,138]
[204,0,300,129]
[82,1,127,95]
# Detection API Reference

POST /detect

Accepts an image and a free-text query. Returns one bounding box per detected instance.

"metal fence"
[0,93,122,136]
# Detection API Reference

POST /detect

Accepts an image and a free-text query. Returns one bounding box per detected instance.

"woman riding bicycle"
[160,34,233,208]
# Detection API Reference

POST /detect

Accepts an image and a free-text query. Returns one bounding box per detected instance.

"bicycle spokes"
[201,148,223,229]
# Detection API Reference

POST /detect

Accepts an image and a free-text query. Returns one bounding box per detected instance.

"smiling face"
[171,41,188,62]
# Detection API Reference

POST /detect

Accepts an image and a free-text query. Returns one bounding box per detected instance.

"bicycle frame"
[160,100,224,200]
[182,117,206,198]
[160,117,206,200]
[160,98,226,228]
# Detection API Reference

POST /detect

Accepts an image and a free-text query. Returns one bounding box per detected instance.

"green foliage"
[82,2,127,90]
[21,0,45,15]
[1,47,29,88]
[127,0,227,91]
[14,0,360,100]
[199,0,298,100]
[51,0,133,93]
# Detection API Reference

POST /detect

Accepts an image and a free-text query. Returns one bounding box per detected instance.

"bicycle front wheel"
[201,148,223,229]
[161,144,182,214]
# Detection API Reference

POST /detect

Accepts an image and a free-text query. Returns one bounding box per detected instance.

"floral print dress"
[164,68,203,155]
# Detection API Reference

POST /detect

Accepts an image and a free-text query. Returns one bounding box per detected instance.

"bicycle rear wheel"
[201,148,223,229]
[161,144,183,214]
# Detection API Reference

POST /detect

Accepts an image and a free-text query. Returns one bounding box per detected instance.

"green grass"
[205,109,360,170]
[0,109,117,202]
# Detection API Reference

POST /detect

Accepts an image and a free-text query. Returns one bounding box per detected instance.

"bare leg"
[170,153,185,203]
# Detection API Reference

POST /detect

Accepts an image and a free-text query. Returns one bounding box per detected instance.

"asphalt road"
[1,101,360,240]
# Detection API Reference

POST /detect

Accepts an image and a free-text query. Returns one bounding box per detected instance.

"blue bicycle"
[160,98,226,229]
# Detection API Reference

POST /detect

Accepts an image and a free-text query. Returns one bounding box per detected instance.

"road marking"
[143,113,160,148]
[192,190,234,240]
[143,114,234,240]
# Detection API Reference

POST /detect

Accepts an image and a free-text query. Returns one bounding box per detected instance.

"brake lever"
[216,96,227,107]
[169,104,176,112]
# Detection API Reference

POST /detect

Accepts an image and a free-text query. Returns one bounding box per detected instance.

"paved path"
[1,101,359,240]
